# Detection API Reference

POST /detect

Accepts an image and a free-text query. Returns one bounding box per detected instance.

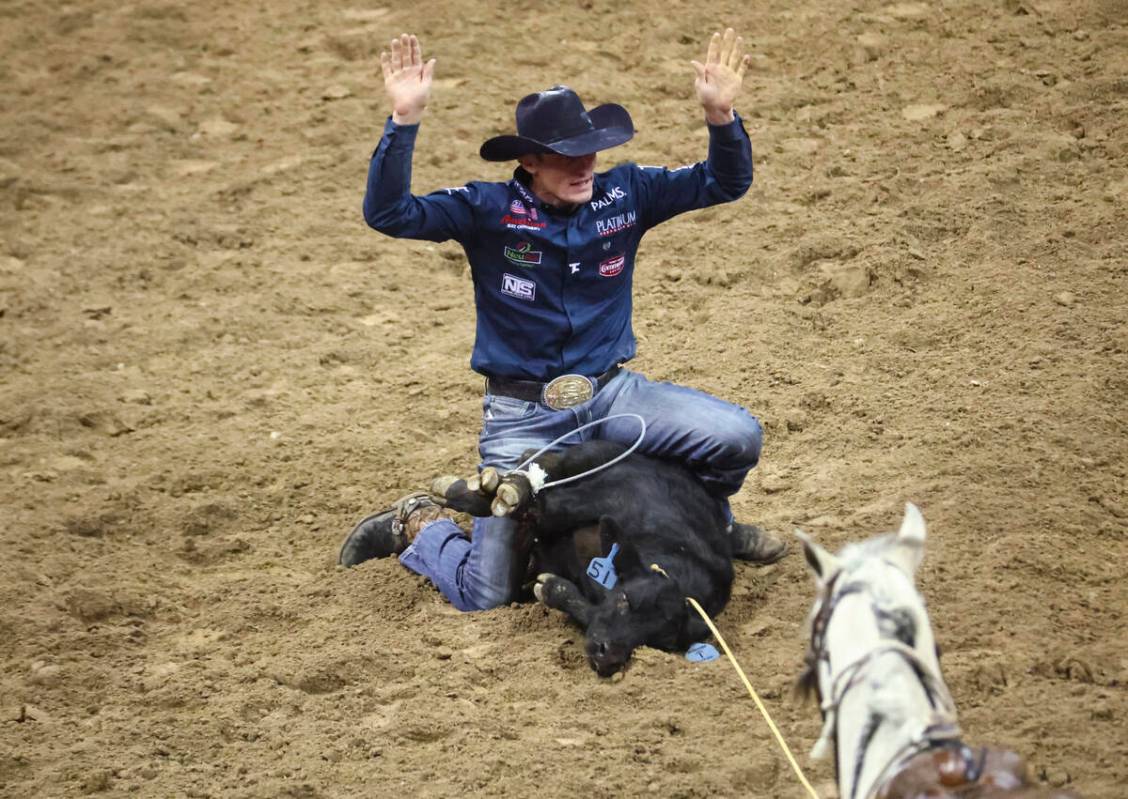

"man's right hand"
[382,33,435,126]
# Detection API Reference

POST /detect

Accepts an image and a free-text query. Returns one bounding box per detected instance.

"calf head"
[585,574,687,676]
[582,518,688,676]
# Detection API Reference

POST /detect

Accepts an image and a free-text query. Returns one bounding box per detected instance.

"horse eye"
[877,607,916,647]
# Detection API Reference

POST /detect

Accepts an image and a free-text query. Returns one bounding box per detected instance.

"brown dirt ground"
[1,0,1125,797]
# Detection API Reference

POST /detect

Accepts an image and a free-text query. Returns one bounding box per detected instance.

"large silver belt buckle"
[542,374,595,410]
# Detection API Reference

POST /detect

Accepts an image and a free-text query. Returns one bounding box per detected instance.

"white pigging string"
[509,413,647,493]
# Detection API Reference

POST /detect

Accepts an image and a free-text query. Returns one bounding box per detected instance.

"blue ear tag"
[586,543,620,590]
[685,642,720,663]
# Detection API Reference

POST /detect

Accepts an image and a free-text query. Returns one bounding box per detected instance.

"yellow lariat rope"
[650,563,821,799]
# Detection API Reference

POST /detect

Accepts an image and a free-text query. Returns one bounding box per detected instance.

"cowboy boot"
[729,522,788,565]
[339,493,457,567]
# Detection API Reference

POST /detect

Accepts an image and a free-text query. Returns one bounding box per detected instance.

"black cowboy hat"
[479,85,634,162]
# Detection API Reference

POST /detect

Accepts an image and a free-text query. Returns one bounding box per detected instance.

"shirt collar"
[510,168,584,217]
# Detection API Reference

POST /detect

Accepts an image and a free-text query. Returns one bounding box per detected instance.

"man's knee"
[715,409,763,470]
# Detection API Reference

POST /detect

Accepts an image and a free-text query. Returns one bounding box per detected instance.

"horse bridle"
[808,563,973,799]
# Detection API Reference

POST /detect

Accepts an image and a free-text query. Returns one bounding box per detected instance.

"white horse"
[797,504,1078,799]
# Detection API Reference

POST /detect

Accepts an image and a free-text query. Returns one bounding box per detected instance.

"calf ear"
[598,515,623,550]
[795,530,840,583]
[599,516,643,573]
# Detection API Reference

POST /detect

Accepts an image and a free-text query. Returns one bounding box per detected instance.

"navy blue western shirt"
[363,115,753,381]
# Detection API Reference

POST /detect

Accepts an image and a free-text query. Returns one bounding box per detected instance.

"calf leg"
[430,475,494,517]
[534,574,594,628]
[433,441,632,521]
[489,443,626,518]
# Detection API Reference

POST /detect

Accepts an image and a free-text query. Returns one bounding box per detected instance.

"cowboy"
[340,30,787,611]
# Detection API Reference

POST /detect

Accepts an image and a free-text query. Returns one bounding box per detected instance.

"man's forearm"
[705,115,753,199]
[363,118,419,232]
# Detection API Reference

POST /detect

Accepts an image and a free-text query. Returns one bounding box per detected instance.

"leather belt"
[486,365,621,410]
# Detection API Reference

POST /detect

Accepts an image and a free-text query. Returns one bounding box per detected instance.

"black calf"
[440,440,734,677]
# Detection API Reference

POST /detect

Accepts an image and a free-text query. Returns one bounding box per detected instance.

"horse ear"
[795,530,840,581]
[599,516,643,573]
[890,502,927,574]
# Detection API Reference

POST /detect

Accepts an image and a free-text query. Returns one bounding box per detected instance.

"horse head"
[796,503,958,799]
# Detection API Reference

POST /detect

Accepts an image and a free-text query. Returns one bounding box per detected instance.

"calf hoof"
[490,473,534,517]
[430,476,494,517]
[534,573,576,609]
[470,466,500,495]
[491,481,519,516]
[430,474,459,500]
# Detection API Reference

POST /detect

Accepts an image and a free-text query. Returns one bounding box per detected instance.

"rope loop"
[509,413,647,494]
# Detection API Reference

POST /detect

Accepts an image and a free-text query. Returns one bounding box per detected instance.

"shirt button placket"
[559,214,584,371]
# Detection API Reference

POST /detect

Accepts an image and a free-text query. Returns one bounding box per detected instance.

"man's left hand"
[692,28,749,125]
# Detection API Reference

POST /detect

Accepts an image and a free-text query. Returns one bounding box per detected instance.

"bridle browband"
[807,561,965,799]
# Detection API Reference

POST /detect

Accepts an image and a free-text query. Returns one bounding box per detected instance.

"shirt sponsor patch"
[501,273,536,301]
[500,216,546,230]
[590,185,626,211]
[599,254,626,277]
[501,199,544,229]
[504,242,543,266]
[595,210,637,237]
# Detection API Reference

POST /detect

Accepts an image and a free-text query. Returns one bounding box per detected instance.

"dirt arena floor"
[1,0,1125,796]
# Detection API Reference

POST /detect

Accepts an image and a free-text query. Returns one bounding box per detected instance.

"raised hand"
[691,28,749,125]
[381,33,436,125]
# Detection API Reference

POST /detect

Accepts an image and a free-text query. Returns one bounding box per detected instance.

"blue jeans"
[398,369,763,611]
